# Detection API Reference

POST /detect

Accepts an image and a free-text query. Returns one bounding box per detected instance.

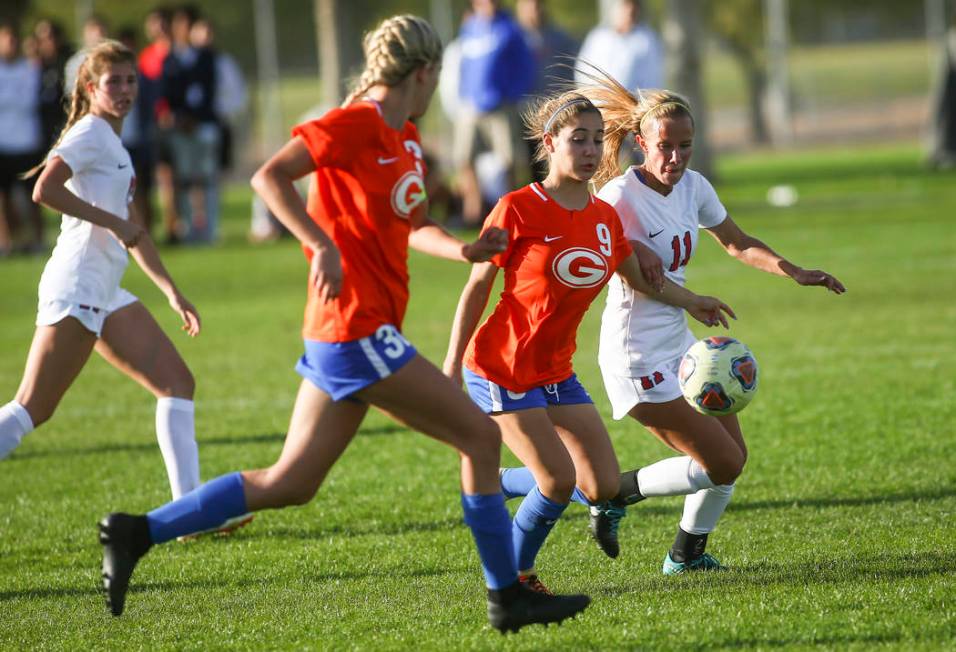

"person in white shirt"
[0,23,44,254]
[579,70,845,574]
[0,40,213,507]
[575,0,663,94]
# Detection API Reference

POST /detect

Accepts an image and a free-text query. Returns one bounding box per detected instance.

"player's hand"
[309,244,343,303]
[633,241,665,292]
[442,358,463,386]
[687,295,736,329]
[462,227,508,263]
[113,219,145,249]
[169,292,201,337]
[791,267,846,294]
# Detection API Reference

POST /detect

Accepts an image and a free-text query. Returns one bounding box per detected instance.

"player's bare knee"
[459,420,500,463]
[167,365,195,399]
[706,452,745,485]
[539,469,575,503]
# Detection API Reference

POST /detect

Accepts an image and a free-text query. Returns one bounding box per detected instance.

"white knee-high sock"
[0,401,34,459]
[156,397,201,499]
[680,484,736,535]
[636,456,715,497]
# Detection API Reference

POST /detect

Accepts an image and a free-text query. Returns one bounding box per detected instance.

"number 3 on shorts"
[375,324,410,359]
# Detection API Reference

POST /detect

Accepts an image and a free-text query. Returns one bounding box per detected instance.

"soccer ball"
[678,337,758,416]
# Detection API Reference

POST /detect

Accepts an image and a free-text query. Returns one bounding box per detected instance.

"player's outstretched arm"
[617,254,735,328]
[251,137,342,302]
[442,262,498,385]
[408,220,508,262]
[706,215,846,294]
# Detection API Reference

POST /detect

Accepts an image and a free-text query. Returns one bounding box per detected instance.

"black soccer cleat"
[99,512,151,616]
[588,502,626,559]
[487,582,590,634]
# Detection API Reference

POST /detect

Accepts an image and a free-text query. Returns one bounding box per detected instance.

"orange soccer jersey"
[464,183,634,391]
[292,101,429,342]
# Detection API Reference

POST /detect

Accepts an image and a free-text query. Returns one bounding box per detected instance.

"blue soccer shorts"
[295,324,417,401]
[463,367,593,414]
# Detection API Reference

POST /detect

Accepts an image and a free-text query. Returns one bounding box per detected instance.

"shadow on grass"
[596,550,956,600]
[559,486,956,522]
[0,566,464,604]
[8,424,407,461]
[238,515,466,541]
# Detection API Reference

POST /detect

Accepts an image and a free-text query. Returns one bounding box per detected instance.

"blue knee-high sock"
[500,467,536,499]
[512,486,569,572]
[147,472,248,544]
[501,466,591,506]
[461,493,518,590]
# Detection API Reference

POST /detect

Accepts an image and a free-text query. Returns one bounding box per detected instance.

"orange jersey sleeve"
[290,102,429,343]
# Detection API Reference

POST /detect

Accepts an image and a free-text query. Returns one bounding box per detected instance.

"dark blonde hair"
[523,91,602,165]
[24,39,136,178]
[575,63,694,186]
[343,14,443,106]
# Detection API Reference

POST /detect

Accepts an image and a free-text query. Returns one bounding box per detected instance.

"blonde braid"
[342,14,442,107]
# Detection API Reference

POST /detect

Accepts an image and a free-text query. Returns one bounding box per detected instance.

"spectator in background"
[33,19,73,152]
[516,0,579,180]
[576,0,663,94]
[455,0,535,225]
[929,15,956,169]
[190,17,247,175]
[64,14,109,92]
[139,7,179,244]
[117,26,156,235]
[160,5,220,244]
[0,22,44,255]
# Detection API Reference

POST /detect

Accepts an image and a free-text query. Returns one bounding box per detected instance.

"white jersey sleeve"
[696,173,727,229]
[51,117,100,174]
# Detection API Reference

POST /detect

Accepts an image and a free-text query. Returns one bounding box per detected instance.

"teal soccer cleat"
[662,552,725,575]
[588,503,627,558]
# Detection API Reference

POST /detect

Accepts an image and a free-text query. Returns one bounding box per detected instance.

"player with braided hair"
[98,15,590,632]
[0,40,213,511]
[443,89,734,591]
[576,67,844,572]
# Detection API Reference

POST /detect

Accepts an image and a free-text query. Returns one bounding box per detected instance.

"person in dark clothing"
[160,5,220,244]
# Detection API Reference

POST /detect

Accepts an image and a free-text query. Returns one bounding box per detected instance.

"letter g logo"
[551,247,609,288]
[390,171,427,219]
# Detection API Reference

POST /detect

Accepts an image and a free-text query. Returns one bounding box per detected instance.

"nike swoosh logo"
[118,164,128,169]
[544,235,563,242]
[377,156,398,165]
[648,229,664,238]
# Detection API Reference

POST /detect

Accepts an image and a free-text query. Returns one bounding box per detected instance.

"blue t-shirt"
[458,10,534,112]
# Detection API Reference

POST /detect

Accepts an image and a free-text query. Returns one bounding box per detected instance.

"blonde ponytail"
[343,14,442,107]
[22,39,135,179]
[574,62,693,186]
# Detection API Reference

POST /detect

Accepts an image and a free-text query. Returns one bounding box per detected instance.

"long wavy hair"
[574,61,694,186]
[23,39,136,178]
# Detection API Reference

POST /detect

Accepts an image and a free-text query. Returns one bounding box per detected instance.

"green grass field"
[1,143,954,650]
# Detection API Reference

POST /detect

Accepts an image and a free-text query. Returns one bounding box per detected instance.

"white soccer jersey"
[38,114,135,309]
[598,167,727,374]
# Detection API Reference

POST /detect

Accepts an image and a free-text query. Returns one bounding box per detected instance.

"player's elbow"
[32,177,50,205]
